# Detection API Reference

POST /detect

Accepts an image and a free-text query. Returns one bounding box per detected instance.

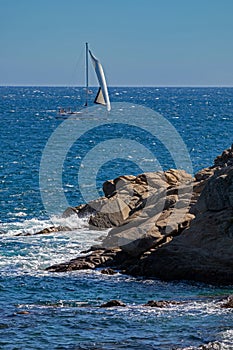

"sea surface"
[0,86,233,349]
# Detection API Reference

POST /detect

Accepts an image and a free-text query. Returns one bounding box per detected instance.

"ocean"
[0,86,233,349]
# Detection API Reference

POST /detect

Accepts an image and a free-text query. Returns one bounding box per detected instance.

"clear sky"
[0,0,233,86]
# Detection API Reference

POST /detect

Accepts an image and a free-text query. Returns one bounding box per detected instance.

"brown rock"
[45,249,118,272]
[35,226,70,235]
[100,268,116,275]
[100,300,126,307]
[89,195,131,229]
[17,225,70,236]
[144,300,180,307]
[16,310,30,315]
[45,146,233,285]
[135,165,233,284]
[221,295,233,308]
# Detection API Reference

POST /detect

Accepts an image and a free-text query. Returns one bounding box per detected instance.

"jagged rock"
[214,144,233,167]
[144,300,180,307]
[45,249,121,273]
[62,206,81,218]
[100,300,126,307]
[35,226,70,235]
[101,189,194,256]
[62,202,98,219]
[45,169,195,271]
[89,195,131,229]
[133,164,233,284]
[100,268,116,275]
[46,259,96,272]
[88,169,193,231]
[196,166,233,212]
[16,225,70,236]
[221,295,233,308]
[102,179,116,197]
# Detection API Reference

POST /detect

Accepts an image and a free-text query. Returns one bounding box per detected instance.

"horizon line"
[1,84,233,88]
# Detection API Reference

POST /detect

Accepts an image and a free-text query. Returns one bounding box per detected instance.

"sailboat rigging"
[58,43,111,115]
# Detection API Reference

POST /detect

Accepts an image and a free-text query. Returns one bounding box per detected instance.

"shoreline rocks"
[45,145,233,285]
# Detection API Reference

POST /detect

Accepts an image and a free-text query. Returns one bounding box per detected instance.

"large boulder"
[100,170,194,255]
[133,163,233,284]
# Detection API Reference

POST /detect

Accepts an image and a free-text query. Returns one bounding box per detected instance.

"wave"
[0,214,108,276]
[0,214,89,237]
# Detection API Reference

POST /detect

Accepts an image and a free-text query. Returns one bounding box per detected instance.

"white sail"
[89,50,111,111]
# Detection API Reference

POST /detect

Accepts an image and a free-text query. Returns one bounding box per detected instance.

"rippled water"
[0,87,233,349]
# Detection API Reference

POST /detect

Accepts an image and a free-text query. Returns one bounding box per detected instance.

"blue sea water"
[0,86,233,349]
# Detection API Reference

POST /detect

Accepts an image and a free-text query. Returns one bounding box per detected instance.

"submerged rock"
[144,300,180,307]
[16,225,70,236]
[100,268,116,275]
[16,310,30,315]
[100,300,126,308]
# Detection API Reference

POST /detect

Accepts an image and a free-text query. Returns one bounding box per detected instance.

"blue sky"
[0,0,233,86]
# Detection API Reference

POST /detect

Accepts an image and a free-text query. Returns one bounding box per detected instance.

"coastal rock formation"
[133,157,233,284]
[46,145,233,285]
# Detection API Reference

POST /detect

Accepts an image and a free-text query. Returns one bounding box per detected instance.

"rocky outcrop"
[46,145,233,285]
[72,169,195,254]
[132,160,233,284]
[46,248,121,272]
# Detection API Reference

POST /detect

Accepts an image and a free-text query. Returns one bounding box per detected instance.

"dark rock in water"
[45,259,96,272]
[62,203,96,219]
[100,300,126,307]
[16,310,30,315]
[100,268,116,275]
[221,295,233,308]
[144,300,180,307]
[35,226,70,235]
[45,249,121,272]
[16,225,70,236]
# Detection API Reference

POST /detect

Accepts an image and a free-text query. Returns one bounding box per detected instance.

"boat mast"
[85,42,89,106]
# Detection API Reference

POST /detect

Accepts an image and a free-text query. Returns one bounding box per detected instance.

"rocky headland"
[45,145,233,285]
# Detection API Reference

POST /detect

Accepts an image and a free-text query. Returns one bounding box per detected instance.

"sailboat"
[58,43,111,115]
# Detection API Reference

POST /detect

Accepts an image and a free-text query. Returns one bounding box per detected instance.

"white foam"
[0,215,109,276]
[0,213,89,237]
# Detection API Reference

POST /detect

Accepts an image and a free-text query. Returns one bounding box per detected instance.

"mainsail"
[89,50,111,111]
